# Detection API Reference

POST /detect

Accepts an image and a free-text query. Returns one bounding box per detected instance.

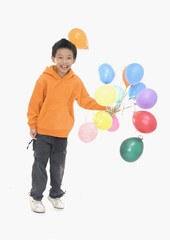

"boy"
[27,38,110,213]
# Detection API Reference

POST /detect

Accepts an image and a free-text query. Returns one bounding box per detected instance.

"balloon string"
[119,86,128,108]
[85,114,88,122]
[84,110,94,122]
[110,86,129,116]
[132,98,137,111]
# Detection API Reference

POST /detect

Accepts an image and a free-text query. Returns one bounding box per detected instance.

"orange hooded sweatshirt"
[27,65,106,137]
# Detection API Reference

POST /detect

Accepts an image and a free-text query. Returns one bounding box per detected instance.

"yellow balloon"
[92,111,112,130]
[94,85,117,106]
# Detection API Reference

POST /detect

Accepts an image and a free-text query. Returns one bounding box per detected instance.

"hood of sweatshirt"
[42,65,74,81]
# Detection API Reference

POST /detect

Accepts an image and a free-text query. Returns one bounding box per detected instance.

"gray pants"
[30,133,67,201]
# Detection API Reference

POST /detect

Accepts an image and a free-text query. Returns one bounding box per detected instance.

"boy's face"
[51,48,76,77]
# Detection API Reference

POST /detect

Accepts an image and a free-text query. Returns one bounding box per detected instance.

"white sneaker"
[29,196,45,213]
[48,196,64,209]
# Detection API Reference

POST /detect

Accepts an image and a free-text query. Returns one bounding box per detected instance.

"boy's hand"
[105,106,114,114]
[105,105,121,115]
[30,129,37,140]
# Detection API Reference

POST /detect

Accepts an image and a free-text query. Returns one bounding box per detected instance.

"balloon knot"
[138,135,143,140]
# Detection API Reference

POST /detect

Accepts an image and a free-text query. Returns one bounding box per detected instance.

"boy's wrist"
[29,125,36,130]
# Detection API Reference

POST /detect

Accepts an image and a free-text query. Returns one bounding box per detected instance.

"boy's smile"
[60,64,69,72]
[51,48,76,78]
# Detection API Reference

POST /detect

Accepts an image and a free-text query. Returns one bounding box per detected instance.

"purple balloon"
[136,88,158,109]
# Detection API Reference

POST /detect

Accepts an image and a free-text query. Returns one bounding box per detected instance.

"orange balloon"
[123,67,130,87]
[68,28,89,49]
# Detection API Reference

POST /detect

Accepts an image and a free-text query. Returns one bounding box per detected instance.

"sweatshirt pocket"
[37,110,74,131]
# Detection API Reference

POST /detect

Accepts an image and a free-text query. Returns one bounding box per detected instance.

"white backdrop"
[0,0,169,239]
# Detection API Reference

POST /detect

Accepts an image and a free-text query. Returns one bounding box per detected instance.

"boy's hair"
[52,38,77,59]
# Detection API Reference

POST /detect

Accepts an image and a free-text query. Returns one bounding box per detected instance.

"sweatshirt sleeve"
[76,80,106,111]
[27,80,45,129]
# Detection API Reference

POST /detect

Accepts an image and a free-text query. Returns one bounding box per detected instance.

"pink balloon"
[107,116,119,132]
[78,122,98,143]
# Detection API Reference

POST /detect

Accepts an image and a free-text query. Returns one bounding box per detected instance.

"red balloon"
[132,111,157,133]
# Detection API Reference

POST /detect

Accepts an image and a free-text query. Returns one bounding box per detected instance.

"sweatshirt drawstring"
[27,139,34,149]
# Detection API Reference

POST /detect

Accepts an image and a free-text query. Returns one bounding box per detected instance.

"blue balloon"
[129,82,146,100]
[125,63,144,85]
[98,63,115,84]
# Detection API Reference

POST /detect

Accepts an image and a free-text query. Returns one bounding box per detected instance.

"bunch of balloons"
[68,28,158,162]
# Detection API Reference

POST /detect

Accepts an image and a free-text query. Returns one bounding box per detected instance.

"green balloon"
[113,85,124,103]
[120,137,144,162]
